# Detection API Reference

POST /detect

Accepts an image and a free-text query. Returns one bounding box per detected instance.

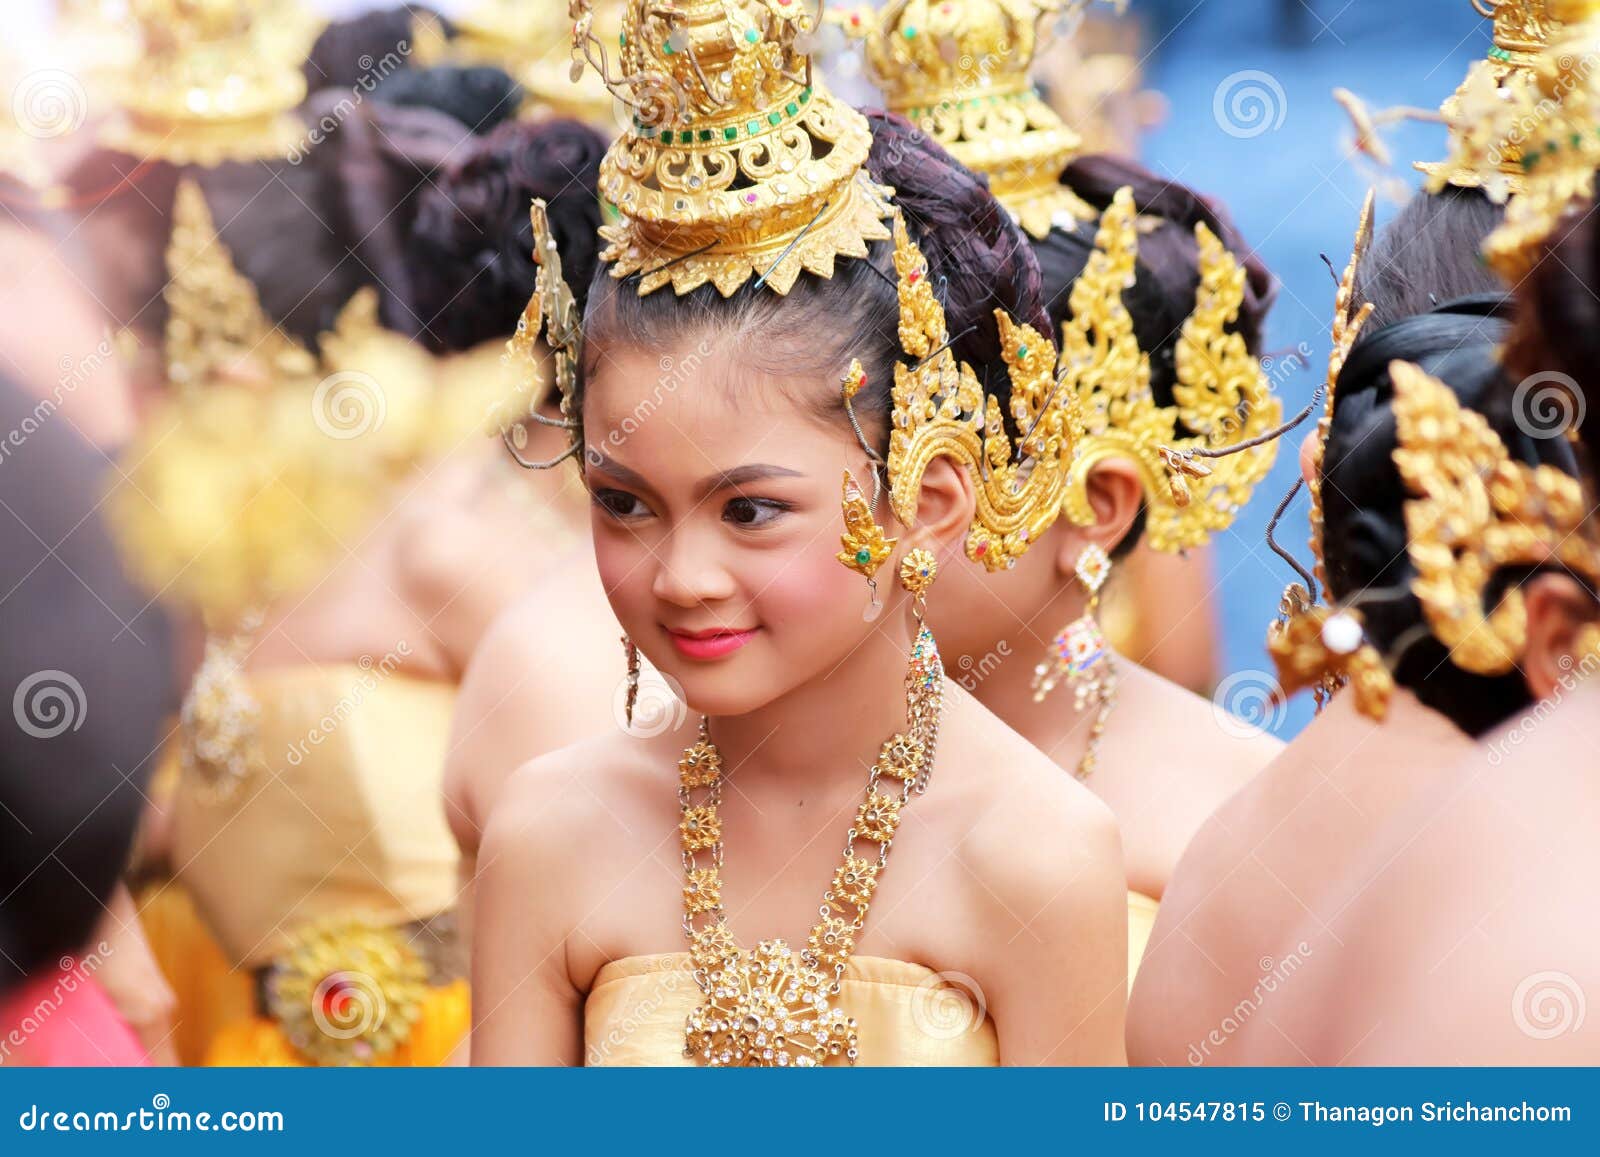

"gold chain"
[676,619,944,1066]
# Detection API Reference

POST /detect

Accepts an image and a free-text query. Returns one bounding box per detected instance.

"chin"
[650,643,787,719]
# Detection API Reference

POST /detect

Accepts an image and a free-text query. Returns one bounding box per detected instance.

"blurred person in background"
[29,2,611,1066]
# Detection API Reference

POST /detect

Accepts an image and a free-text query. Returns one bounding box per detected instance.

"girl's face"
[582,337,888,717]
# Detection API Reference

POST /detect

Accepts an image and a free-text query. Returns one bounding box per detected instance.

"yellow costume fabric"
[204,979,469,1067]
[584,954,999,1067]
[1127,890,1160,987]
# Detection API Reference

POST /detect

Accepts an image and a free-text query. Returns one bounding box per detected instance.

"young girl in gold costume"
[472,0,1128,1067]
[74,2,607,1066]
[838,1,1284,980]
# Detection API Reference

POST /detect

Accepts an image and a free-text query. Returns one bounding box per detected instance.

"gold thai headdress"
[1391,358,1597,675]
[574,0,893,296]
[1058,188,1283,554]
[1418,0,1558,198]
[100,0,307,166]
[1474,0,1600,281]
[836,0,1097,238]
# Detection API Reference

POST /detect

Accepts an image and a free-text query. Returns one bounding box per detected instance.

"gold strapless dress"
[584,953,1000,1067]
[1128,890,1160,986]
[168,665,465,1067]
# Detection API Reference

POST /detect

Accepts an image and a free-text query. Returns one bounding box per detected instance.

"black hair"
[580,111,1048,457]
[61,69,604,357]
[1352,185,1505,331]
[1029,153,1276,556]
[1321,294,1579,737]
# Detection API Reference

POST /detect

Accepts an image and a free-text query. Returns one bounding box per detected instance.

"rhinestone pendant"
[684,939,858,1067]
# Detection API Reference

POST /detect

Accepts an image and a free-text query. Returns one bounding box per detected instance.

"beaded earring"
[622,635,641,729]
[1032,543,1118,779]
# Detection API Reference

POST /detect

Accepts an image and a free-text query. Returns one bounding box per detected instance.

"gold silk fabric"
[173,667,460,968]
[584,954,1000,1067]
[1127,890,1160,988]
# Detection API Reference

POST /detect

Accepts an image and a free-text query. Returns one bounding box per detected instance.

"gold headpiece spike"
[839,1,1097,238]
[1390,358,1592,675]
[1307,190,1376,596]
[1059,187,1280,553]
[502,199,585,469]
[1480,2,1600,280]
[884,212,1074,572]
[1416,0,1560,197]
[101,0,308,166]
[587,0,893,297]
[163,179,317,392]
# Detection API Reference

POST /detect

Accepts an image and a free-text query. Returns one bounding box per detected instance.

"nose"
[650,522,738,609]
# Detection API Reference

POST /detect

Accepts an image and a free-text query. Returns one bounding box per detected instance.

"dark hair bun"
[304,7,430,92]
[1506,192,1600,460]
[370,66,522,134]
[1322,295,1578,736]
[406,117,608,352]
[1352,186,1505,330]
[864,111,1049,391]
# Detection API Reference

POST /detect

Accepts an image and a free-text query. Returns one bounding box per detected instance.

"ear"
[904,456,977,559]
[1052,457,1145,581]
[1521,573,1598,701]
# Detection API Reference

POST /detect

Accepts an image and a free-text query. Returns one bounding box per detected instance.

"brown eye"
[723,497,790,528]
[593,488,650,520]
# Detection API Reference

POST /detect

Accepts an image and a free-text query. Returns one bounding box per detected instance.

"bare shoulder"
[1124,663,1282,787]
[486,731,662,853]
[939,687,1124,909]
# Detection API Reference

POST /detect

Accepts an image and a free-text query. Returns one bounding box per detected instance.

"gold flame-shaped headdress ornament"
[100,0,307,166]
[1418,0,1560,198]
[836,0,1097,238]
[1057,188,1284,554]
[573,0,893,297]
[1391,359,1596,675]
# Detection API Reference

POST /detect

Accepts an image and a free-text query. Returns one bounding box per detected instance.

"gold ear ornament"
[502,199,586,471]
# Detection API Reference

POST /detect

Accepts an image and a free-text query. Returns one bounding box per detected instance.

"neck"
[961,584,1094,764]
[706,605,925,794]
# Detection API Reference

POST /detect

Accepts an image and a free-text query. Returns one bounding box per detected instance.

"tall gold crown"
[1390,359,1597,674]
[163,179,318,391]
[838,0,1095,238]
[1418,0,1559,197]
[885,215,1078,571]
[1055,188,1282,554]
[578,0,893,296]
[100,0,307,165]
[1473,0,1600,280]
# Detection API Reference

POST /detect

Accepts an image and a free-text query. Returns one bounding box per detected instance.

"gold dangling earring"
[898,548,942,794]
[837,468,898,622]
[1032,543,1118,779]
[622,635,641,729]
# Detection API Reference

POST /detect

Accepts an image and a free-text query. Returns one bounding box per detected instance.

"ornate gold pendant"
[684,938,858,1067]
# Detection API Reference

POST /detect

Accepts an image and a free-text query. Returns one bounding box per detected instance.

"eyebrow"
[692,464,806,502]
[584,453,806,503]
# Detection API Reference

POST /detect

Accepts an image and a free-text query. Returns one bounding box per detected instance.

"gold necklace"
[677,578,944,1067]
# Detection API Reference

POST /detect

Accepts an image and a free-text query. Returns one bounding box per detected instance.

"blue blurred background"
[1132,0,1486,736]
